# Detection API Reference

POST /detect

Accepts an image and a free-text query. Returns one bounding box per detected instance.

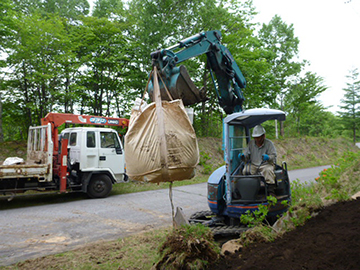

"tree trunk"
[353,126,356,144]
[280,94,285,137]
[200,70,209,136]
[0,92,3,143]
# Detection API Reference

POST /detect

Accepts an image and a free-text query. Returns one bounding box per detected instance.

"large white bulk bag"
[124,98,199,183]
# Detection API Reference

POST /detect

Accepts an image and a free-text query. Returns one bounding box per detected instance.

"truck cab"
[60,127,127,198]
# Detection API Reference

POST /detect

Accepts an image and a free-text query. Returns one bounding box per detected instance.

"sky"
[252,0,360,113]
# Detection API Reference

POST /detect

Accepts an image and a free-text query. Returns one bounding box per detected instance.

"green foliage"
[74,15,136,116]
[198,151,213,174]
[0,0,16,51]
[193,110,223,138]
[240,204,269,228]
[257,15,304,109]
[338,68,360,143]
[284,73,328,136]
[5,12,74,125]
[92,0,124,18]
[314,151,360,201]
[240,196,277,227]
[278,150,360,233]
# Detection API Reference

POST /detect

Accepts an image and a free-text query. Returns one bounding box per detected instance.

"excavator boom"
[148,30,246,114]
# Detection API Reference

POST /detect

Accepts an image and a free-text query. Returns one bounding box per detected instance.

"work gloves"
[238,153,245,161]
[239,153,269,161]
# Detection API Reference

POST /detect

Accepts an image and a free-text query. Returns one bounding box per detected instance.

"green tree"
[339,68,360,143]
[74,16,134,117]
[5,12,73,128]
[223,2,272,109]
[91,0,145,117]
[258,15,304,136]
[13,0,89,18]
[0,0,16,52]
[92,0,124,18]
[284,72,327,136]
[284,104,340,138]
[41,0,90,18]
[0,0,17,142]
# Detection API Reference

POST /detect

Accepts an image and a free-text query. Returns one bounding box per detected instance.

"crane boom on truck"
[148,30,291,237]
[0,113,129,200]
[41,112,129,155]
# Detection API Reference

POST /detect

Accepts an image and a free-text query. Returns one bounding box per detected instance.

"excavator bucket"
[148,65,207,106]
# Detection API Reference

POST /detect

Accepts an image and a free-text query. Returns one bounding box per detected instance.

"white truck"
[0,113,129,199]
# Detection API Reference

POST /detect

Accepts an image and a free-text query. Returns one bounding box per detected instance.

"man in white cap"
[241,124,277,195]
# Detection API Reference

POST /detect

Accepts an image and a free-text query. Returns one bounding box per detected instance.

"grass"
[5,229,170,270]
[112,175,208,195]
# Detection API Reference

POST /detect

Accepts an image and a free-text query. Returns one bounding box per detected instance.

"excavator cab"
[190,109,291,236]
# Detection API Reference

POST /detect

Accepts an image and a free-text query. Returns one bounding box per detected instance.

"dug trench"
[208,198,360,270]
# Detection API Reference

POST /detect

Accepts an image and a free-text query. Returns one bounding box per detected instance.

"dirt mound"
[153,225,219,270]
[209,198,360,270]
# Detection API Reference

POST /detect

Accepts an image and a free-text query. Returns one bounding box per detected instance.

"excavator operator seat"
[232,175,264,202]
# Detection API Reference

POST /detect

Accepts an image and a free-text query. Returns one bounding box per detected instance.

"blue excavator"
[148,30,291,237]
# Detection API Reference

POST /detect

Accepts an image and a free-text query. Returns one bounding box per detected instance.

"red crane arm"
[41,112,129,154]
[41,112,129,128]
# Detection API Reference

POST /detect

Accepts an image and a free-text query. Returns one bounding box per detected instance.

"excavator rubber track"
[189,210,250,238]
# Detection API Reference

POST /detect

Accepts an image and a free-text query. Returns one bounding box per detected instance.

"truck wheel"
[87,175,112,198]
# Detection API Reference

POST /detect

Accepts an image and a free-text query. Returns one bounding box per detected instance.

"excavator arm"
[148,30,246,114]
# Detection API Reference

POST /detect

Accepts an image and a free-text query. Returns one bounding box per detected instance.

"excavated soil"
[209,198,360,270]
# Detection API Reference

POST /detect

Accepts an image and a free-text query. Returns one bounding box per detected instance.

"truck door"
[67,132,81,164]
[85,131,98,168]
[98,131,125,179]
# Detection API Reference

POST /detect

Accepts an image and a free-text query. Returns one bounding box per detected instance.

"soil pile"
[153,226,219,269]
[209,198,360,270]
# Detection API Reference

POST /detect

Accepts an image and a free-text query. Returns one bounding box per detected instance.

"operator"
[240,124,277,194]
